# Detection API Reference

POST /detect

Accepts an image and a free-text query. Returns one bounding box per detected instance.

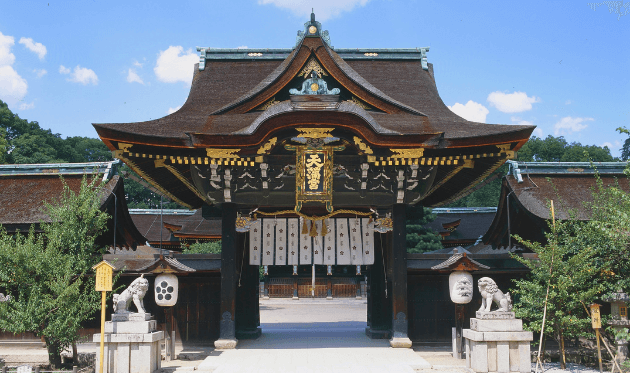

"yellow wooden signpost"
[93,260,114,373]
[590,303,603,373]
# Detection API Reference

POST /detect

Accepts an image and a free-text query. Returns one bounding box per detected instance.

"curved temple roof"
[94,14,534,210]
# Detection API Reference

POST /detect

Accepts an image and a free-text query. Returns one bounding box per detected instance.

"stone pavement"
[163,298,461,373]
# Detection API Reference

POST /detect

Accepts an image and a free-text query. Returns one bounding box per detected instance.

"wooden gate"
[267,278,293,297]
[298,278,328,298]
[332,277,358,297]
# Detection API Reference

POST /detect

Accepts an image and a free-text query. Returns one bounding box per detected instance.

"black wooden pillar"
[215,202,238,348]
[365,232,392,339]
[235,232,262,339]
[388,203,412,347]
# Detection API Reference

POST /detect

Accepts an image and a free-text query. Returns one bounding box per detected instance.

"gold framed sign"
[295,146,334,212]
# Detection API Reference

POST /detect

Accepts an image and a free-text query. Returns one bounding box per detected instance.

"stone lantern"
[603,290,629,362]
[431,249,489,359]
[137,255,196,361]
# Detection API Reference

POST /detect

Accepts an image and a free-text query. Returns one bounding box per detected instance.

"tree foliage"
[0,175,109,368]
[407,207,443,253]
[511,168,630,368]
[517,135,614,162]
[181,241,222,254]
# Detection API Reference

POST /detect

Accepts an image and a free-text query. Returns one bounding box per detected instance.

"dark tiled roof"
[482,161,630,248]
[424,208,496,244]
[0,162,146,249]
[129,209,221,244]
[130,210,192,244]
[430,253,490,270]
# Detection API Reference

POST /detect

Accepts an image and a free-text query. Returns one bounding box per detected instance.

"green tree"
[182,241,222,254]
[517,135,614,162]
[0,175,109,368]
[121,165,183,209]
[511,168,630,368]
[407,207,442,253]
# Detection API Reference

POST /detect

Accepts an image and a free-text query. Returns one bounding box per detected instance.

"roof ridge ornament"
[296,11,332,48]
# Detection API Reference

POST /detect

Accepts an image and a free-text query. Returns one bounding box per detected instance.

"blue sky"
[1,0,628,155]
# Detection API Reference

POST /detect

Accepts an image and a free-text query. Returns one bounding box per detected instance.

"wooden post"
[454,304,465,359]
[366,232,391,339]
[389,204,412,348]
[100,291,106,372]
[591,303,603,373]
[236,232,262,339]
[215,202,238,349]
[93,260,113,373]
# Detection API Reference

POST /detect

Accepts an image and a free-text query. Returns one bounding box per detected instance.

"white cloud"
[33,68,47,78]
[565,100,572,105]
[154,46,198,84]
[126,68,144,84]
[60,65,98,85]
[448,100,489,123]
[0,32,16,66]
[533,128,543,137]
[19,101,34,110]
[133,60,143,68]
[237,46,248,49]
[553,116,593,136]
[602,142,613,149]
[0,32,28,106]
[258,0,370,21]
[19,37,47,59]
[487,91,540,113]
[167,106,182,114]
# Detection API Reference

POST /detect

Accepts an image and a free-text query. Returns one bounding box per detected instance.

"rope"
[253,208,373,221]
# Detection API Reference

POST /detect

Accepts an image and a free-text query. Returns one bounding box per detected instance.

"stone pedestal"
[93,315,164,373]
[463,312,532,373]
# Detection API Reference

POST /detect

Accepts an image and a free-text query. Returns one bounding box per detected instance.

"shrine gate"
[94,13,534,348]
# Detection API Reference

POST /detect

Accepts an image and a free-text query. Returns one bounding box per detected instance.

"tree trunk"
[44,337,62,370]
[559,328,567,370]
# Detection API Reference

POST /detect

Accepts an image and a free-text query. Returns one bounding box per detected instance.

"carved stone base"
[475,311,515,320]
[389,337,413,348]
[111,312,152,322]
[214,339,238,349]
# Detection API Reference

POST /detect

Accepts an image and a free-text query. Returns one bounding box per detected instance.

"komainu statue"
[113,274,149,314]
[477,277,512,312]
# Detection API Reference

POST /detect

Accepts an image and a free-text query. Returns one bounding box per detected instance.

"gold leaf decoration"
[296,127,335,139]
[258,97,279,111]
[353,136,373,154]
[298,57,329,78]
[206,148,241,158]
[390,148,424,158]
[257,137,278,155]
[349,96,370,110]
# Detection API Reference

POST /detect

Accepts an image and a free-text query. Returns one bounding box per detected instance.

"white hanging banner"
[262,219,274,265]
[287,218,299,265]
[336,218,351,265]
[249,220,262,265]
[250,217,375,266]
[312,220,324,265]
[323,219,336,265]
[362,218,375,265]
[349,218,363,265]
[299,217,312,265]
[275,218,287,265]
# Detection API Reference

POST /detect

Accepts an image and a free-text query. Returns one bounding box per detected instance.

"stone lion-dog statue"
[477,277,512,312]
[113,274,149,314]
